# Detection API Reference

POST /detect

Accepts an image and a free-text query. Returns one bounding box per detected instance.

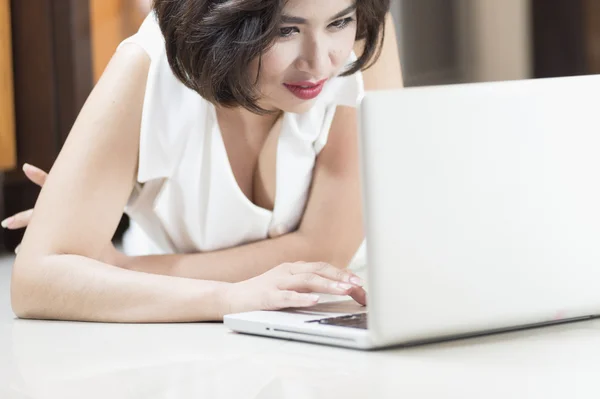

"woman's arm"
[10,45,230,322]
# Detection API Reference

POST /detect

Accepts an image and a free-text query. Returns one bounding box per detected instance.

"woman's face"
[252,0,358,114]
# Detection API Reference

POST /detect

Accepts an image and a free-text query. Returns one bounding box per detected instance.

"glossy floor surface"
[1,254,600,398]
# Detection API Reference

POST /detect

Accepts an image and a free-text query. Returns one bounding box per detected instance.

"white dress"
[118,13,368,271]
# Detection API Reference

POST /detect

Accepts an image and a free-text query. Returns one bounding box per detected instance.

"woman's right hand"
[222,262,367,316]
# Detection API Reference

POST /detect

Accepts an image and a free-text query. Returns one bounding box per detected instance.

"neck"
[215,105,283,134]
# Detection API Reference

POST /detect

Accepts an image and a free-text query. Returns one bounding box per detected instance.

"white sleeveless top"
[119,13,367,270]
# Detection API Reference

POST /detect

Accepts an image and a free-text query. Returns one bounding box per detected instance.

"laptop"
[224,75,600,350]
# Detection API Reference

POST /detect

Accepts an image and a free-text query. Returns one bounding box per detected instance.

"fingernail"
[308,294,320,302]
[337,283,353,291]
[350,276,364,286]
[14,245,20,255]
[22,163,30,172]
[1,217,13,229]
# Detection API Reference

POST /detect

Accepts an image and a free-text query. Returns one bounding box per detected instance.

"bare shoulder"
[354,12,404,91]
[14,43,153,264]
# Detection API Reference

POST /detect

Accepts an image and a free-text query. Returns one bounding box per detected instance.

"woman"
[5,0,403,322]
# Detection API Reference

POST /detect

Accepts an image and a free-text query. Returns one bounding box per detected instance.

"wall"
[392,0,532,86]
[392,0,464,87]
[90,0,146,82]
[464,0,532,82]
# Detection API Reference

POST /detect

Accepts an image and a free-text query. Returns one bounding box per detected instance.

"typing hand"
[221,262,367,316]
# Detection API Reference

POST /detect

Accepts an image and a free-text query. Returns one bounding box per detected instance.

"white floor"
[0,254,14,270]
[2,254,600,397]
[0,254,13,318]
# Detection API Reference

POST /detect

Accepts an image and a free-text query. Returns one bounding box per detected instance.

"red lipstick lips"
[283,79,327,100]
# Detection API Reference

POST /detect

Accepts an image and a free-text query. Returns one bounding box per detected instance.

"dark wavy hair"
[153,0,390,114]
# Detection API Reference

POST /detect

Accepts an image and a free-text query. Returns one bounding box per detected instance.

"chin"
[278,98,319,115]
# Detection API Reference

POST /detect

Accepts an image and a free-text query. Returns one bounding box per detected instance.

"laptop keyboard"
[306,313,368,329]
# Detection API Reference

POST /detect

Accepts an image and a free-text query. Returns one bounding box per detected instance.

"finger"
[267,291,320,310]
[280,273,356,296]
[349,287,368,307]
[1,209,33,230]
[289,262,364,287]
[23,163,48,187]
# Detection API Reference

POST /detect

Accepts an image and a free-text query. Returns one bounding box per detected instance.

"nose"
[295,36,331,78]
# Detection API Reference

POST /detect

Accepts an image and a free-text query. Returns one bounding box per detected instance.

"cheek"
[332,30,358,67]
[259,44,297,85]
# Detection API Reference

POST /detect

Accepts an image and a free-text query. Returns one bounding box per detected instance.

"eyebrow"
[281,3,357,25]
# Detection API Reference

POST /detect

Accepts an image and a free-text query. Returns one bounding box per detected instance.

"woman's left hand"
[1,164,47,237]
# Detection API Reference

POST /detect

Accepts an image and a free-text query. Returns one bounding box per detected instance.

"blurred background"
[0,0,599,253]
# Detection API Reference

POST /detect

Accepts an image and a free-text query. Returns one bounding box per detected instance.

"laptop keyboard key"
[307,313,368,329]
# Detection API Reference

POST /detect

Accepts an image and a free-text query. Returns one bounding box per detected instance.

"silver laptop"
[224,75,600,350]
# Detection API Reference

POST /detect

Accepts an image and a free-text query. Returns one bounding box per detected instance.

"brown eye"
[329,17,355,30]
[279,26,299,38]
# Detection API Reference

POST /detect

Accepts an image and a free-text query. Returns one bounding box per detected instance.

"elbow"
[11,267,35,319]
[10,256,50,320]
[11,297,33,320]
[11,281,33,320]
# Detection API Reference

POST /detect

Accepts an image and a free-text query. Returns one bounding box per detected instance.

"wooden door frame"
[2,0,93,250]
[0,0,16,172]
[0,0,15,250]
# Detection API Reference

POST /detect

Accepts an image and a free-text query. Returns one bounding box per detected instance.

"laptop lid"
[358,76,600,346]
